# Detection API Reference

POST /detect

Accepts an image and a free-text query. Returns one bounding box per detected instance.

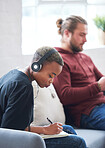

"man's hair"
[32,46,64,66]
[56,15,87,35]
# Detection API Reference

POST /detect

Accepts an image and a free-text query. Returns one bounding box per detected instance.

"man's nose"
[84,36,87,42]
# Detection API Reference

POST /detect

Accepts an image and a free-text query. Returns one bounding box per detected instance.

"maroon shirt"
[53,47,105,127]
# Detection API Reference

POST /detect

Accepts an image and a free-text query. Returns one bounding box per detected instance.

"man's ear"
[64,29,72,38]
[64,29,71,37]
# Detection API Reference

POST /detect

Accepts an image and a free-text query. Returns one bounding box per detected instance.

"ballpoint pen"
[47,117,75,134]
[47,117,53,124]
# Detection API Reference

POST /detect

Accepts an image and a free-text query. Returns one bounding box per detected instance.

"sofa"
[0,128,46,148]
[32,82,105,148]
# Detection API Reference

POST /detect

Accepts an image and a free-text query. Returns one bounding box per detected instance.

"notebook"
[40,131,70,139]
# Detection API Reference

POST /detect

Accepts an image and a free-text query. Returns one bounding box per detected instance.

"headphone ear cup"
[31,49,56,72]
[31,62,42,72]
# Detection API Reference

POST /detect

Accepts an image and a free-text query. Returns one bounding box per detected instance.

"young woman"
[0,46,87,148]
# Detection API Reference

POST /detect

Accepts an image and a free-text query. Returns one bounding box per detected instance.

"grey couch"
[0,128,46,148]
[76,129,105,148]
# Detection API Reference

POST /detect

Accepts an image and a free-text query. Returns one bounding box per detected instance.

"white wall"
[83,47,105,74]
[0,0,105,77]
[0,0,32,77]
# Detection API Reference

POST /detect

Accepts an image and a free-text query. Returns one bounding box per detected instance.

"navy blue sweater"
[0,69,33,130]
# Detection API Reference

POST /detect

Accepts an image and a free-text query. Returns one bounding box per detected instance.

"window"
[22,0,105,55]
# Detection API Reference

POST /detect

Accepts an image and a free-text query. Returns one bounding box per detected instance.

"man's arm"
[53,64,102,105]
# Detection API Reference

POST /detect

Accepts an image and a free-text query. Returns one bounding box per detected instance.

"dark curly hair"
[32,46,64,66]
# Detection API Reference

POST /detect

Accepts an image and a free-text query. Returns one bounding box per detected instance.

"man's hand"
[98,76,105,91]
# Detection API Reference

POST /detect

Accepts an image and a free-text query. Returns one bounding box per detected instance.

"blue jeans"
[80,103,105,130]
[44,125,87,148]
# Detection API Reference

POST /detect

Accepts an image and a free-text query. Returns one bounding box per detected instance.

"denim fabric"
[80,103,105,130]
[62,124,77,135]
[44,125,87,148]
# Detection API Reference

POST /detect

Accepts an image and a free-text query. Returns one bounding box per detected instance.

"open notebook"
[40,131,70,139]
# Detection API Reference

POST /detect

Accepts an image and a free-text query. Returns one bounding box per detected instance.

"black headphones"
[31,49,57,72]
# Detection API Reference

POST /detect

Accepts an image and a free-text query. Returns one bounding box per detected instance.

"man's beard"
[70,41,83,53]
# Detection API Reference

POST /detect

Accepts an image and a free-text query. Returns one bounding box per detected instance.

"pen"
[47,117,53,124]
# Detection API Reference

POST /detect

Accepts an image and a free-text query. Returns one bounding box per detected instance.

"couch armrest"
[0,128,46,148]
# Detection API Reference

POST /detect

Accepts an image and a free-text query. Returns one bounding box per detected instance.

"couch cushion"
[32,82,65,126]
[0,128,46,148]
[75,129,105,148]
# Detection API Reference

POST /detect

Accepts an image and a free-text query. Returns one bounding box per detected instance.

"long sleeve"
[0,81,33,130]
[53,62,103,106]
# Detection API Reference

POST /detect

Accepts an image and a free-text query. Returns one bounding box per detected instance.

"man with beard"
[53,15,105,130]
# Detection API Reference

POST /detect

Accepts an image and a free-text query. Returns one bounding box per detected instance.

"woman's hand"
[43,122,63,135]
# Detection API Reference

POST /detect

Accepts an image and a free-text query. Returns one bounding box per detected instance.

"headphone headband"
[31,48,57,72]
[37,49,57,64]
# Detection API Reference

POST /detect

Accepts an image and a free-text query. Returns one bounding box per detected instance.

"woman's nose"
[49,78,53,83]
